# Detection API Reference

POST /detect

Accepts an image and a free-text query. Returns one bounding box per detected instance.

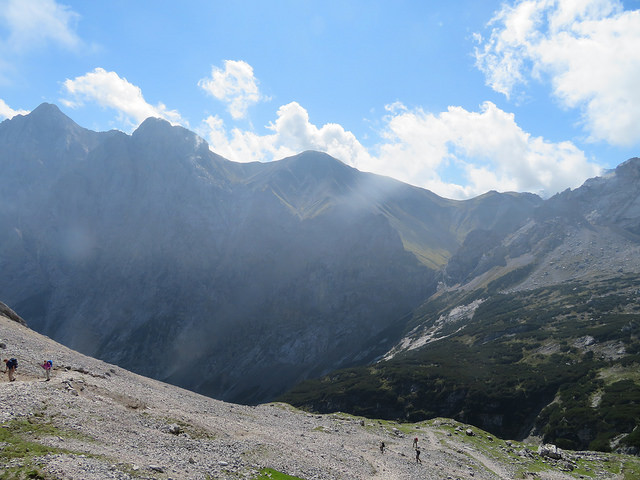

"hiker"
[3,358,17,382]
[415,447,422,464]
[40,360,53,381]
[380,441,385,454]
[413,436,418,449]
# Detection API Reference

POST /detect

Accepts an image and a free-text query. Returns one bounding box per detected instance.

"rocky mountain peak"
[614,156,640,178]
[130,116,213,171]
[270,150,356,184]
[29,102,68,120]
[0,104,104,196]
[4,103,83,139]
[132,116,174,136]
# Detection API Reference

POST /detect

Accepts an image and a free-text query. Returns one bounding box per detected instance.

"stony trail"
[0,316,629,479]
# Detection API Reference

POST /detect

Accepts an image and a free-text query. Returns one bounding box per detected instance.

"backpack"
[46,360,53,368]
[8,358,17,369]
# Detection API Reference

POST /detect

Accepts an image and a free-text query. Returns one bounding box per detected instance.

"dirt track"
[0,316,626,479]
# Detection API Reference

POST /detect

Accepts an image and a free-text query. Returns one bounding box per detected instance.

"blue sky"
[1,0,639,199]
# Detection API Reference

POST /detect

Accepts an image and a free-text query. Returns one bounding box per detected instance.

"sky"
[1,0,639,200]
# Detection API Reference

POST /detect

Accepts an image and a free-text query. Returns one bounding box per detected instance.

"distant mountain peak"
[31,102,63,115]
[276,150,356,180]
[27,102,78,128]
[295,150,343,161]
[133,116,203,138]
[133,116,173,133]
[0,102,97,168]
[132,116,210,154]
[615,156,640,178]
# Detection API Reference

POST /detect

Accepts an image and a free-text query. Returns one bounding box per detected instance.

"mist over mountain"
[0,104,539,403]
[2,103,638,433]
[279,156,640,453]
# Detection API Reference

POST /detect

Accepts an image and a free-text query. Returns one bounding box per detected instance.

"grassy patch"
[252,468,306,480]
[620,457,640,480]
[433,420,537,475]
[0,416,92,479]
[598,364,640,384]
[0,466,51,480]
[428,418,640,480]
[0,417,86,458]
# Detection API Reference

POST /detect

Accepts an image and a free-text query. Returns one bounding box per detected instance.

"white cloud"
[199,101,372,167]
[200,100,601,200]
[61,68,184,130]
[0,98,29,120]
[475,0,640,146]
[267,102,372,168]
[198,60,265,120]
[0,0,81,51]
[201,114,276,163]
[374,101,600,199]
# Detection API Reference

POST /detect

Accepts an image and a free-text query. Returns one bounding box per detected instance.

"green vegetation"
[279,275,640,453]
[428,418,640,479]
[252,468,306,480]
[0,415,90,480]
[486,264,535,293]
[538,377,640,452]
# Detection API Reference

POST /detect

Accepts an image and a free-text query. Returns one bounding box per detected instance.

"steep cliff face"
[0,104,565,403]
[0,106,450,402]
[540,157,640,235]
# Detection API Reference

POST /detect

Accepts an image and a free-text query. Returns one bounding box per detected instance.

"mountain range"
[1,103,639,452]
[279,158,640,453]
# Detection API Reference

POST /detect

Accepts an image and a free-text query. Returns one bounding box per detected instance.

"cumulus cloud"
[200,100,600,199]
[61,68,184,130]
[0,0,81,51]
[198,60,265,120]
[475,0,640,146]
[0,98,29,120]
[375,101,600,198]
[199,101,372,167]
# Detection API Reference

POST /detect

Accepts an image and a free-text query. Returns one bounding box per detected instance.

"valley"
[2,313,639,479]
[1,104,639,457]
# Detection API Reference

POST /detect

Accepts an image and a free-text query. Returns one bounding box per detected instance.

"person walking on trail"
[413,436,418,449]
[415,447,422,464]
[41,360,53,381]
[380,441,385,454]
[3,358,17,382]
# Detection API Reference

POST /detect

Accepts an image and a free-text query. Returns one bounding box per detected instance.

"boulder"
[538,444,562,459]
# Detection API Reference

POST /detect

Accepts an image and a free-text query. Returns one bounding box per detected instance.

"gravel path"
[0,316,623,479]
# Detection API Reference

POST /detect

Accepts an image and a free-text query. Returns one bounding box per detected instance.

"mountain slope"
[247,151,542,269]
[1,112,430,402]
[0,104,540,404]
[6,313,637,480]
[280,159,640,453]
[3,104,640,455]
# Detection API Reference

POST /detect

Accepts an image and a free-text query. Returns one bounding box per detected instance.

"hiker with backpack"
[3,357,17,382]
[40,360,53,381]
